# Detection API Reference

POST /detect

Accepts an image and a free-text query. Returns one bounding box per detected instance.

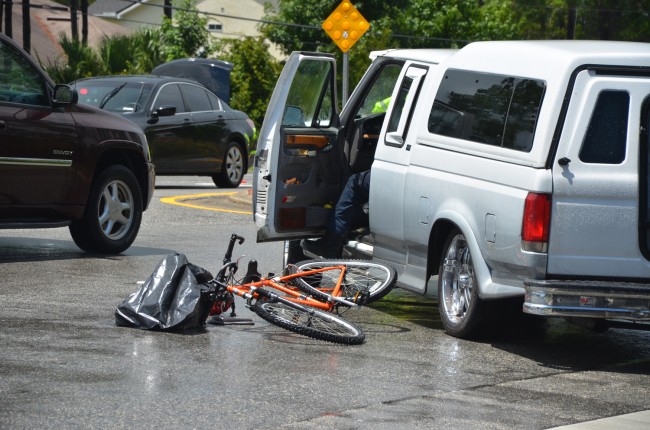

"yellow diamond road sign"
[322,1,369,52]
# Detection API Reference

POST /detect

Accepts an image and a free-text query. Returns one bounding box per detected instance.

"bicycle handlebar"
[224,233,245,265]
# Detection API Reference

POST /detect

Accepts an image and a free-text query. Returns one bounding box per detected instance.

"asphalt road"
[1,175,649,429]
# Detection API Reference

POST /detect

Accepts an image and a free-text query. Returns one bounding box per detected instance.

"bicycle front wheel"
[250,300,365,345]
[295,260,397,304]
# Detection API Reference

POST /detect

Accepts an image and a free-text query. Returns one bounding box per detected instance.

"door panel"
[371,65,429,271]
[0,38,77,212]
[254,52,342,242]
[549,72,650,278]
[147,83,195,173]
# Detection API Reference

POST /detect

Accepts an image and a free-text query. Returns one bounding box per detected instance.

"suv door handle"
[0,120,5,131]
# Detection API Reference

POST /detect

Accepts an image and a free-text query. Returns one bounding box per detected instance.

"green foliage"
[42,0,213,82]
[43,33,103,82]
[126,28,166,74]
[260,0,408,55]
[263,0,650,53]
[160,0,211,61]
[97,33,133,75]
[213,37,282,130]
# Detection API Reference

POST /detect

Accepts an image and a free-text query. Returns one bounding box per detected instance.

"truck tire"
[438,229,485,338]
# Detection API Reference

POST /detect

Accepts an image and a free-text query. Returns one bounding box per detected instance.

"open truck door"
[254,52,344,242]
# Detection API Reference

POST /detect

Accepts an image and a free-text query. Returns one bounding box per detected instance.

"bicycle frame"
[235,267,359,312]
[214,234,358,313]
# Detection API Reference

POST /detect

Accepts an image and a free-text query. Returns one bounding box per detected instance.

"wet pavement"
[1,176,649,429]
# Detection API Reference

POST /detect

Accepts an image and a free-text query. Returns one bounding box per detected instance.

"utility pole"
[4,0,12,38]
[22,0,29,52]
[567,7,576,39]
[70,0,77,40]
[81,0,87,44]
[164,0,171,19]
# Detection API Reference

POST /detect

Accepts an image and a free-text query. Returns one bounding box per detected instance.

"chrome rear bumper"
[524,279,650,320]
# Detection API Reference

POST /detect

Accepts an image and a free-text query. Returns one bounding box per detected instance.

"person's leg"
[330,170,371,236]
[304,170,371,258]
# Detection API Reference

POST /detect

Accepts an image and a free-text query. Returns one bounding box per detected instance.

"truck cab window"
[346,63,402,172]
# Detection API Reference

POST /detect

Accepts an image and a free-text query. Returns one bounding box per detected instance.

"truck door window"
[346,63,402,172]
[578,90,629,164]
[357,64,402,117]
[283,59,334,128]
[385,66,427,147]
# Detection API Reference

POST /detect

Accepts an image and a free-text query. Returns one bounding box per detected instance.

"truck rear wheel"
[438,229,484,338]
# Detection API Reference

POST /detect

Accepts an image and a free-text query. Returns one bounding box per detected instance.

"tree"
[260,0,409,55]
[43,33,103,82]
[159,0,211,61]
[213,37,282,131]
[42,0,210,81]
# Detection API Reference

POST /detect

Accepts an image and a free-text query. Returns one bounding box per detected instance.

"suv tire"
[70,165,143,254]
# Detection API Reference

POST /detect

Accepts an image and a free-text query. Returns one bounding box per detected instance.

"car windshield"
[76,81,152,113]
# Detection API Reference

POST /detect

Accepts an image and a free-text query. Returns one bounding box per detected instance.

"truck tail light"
[522,192,551,252]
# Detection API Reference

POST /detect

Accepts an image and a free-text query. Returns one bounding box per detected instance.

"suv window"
[579,90,628,164]
[0,40,48,106]
[182,84,212,112]
[428,69,545,152]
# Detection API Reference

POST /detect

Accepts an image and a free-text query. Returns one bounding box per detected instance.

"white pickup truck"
[253,41,650,338]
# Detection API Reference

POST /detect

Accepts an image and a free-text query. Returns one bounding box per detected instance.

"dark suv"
[0,34,155,254]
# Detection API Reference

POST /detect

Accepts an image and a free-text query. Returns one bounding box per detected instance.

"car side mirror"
[148,105,177,124]
[156,105,176,117]
[52,84,78,106]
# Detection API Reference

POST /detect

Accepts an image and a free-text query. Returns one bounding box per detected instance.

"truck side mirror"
[282,105,305,127]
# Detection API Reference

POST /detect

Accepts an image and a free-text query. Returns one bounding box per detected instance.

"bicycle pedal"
[354,292,370,306]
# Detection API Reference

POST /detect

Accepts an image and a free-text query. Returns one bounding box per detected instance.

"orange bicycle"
[208,234,397,345]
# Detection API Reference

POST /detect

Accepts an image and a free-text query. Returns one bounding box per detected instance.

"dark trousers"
[311,170,371,258]
[329,170,371,237]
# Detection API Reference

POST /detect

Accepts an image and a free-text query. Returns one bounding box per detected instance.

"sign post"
[322,1,369,107]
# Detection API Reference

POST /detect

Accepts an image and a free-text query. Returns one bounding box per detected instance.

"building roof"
[89,0,276,16]
[4,0,130,66]
[88,0,134,16]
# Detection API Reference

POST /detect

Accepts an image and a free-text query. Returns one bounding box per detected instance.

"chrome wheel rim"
[440,234,475,325]
[225,145,244,184]
[98,179,134,241]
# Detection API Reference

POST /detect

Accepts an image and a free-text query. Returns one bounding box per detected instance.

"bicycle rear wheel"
[294,260,397,304]
[250,300,365,345]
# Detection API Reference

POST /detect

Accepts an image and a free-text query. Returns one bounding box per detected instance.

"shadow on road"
[0,236,173,263]
[370,288,650,374]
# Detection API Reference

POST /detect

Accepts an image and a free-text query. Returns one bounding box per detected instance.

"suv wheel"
[438,229,484,338]
[70,165,143,254]
[213,142,244,188]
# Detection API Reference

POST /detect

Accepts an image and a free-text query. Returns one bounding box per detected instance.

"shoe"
[301,236,343,258]
[301,238,327,258]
